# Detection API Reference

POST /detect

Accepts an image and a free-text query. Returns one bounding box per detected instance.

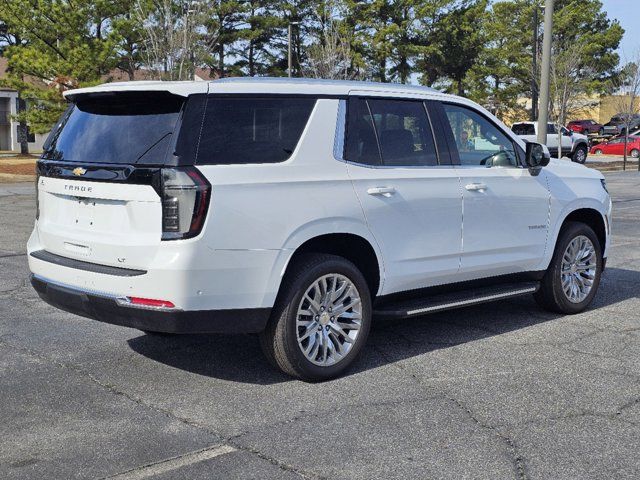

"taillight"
[35,171,40,220]
[160,167,210,240]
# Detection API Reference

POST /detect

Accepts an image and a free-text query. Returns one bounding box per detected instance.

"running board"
[374,282,539,319]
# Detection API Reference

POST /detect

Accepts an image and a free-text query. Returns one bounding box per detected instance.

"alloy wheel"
[296,274,362,366]
[561,235,597,303]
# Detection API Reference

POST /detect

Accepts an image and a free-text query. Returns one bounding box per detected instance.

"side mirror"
[525,142,550,173]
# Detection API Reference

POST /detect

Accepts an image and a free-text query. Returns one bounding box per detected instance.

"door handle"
[465,183,488,192]
[367,186,396,197]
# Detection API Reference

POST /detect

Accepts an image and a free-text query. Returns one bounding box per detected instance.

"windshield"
[42,92,184,164]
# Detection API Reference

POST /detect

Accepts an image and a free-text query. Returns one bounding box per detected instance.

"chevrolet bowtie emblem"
[72,167,87,176]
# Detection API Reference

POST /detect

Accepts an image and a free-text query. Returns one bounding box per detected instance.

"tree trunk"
[16,94,29,155]
[218,43,225,78]
[378,59,386,83]
[623,124,628,170]
[249,41,255,76]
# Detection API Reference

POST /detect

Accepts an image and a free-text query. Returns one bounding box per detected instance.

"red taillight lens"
[129,297,176,308]
[160,167,210,240]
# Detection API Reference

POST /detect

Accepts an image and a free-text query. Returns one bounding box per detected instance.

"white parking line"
[106,444,237,479]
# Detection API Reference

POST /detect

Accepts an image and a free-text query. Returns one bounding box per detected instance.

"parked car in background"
[603,113,640,136]
[590,136,640,158]
[624,127,640,138]
[512,121,589,163]
[567,119,604,135]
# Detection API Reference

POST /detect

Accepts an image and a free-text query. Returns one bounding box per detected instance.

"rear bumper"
[31,274,271,334]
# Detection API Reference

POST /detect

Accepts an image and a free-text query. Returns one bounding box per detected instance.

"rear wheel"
[572,145,588,164]
[535,222,603,314]
[260,253,372,381]
[598,127,604,135]
[631,149,639,158]
[594,149,603,155]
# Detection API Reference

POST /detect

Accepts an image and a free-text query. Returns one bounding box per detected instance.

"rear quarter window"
[196,96,316,165]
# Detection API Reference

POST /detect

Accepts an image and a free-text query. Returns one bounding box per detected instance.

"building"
[501,93,640,127]
[0,58,48,152]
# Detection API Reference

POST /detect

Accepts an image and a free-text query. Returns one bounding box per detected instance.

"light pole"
[288,21,300,78]
[536,0,554,144]
[531,2,539,121]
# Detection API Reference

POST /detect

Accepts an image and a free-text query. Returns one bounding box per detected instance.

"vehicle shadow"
[127,267,639,385]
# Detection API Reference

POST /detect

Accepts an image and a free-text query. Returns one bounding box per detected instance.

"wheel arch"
[559,208,607,256]
[276,232,383,303]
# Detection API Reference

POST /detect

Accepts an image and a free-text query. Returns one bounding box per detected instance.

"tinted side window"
[511,124,535,136]
[547,124,557,134]
[197,97,315,165]
[367,99,438,166]
[443,103,518,167]
[345,98,382,166]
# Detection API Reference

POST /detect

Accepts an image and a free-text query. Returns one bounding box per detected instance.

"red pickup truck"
[567,119,604,135]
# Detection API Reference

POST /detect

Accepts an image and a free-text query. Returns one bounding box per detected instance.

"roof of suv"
[64,77,444,100]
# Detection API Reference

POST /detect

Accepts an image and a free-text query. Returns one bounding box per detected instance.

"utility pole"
[536,0,554,144]
[531,3,539,121]
[288,21,299,78]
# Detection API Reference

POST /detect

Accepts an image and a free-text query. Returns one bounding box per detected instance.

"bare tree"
[548,42,599,159]
[135,0,210,81]
[611,51,640,169]
[303,3,356,80]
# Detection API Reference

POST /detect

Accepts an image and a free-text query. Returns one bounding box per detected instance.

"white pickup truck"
[512,121,589,164]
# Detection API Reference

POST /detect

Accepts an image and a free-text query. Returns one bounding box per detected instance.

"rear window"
[196,96,316,165]
[42,92,184,164]
[511,124,535,136]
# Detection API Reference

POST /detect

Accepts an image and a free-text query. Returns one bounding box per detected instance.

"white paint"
[107,444,236,480]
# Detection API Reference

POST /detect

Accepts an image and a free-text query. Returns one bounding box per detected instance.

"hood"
[571,132,588,142]
[546,157,604,180]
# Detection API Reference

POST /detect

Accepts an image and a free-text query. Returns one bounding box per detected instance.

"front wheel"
[594,149,603,155]
[260,253,372,381]
[535,222,603,314]
[630,149,639,158]
[598,128,604,135]
[572,145,588,164]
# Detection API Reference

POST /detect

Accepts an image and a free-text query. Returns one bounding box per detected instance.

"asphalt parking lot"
[1,172,639,480]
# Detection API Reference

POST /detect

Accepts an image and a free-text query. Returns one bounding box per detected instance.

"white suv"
[29,78,611,381]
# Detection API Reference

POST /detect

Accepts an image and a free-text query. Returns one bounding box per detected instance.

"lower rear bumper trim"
[30,274,271,334]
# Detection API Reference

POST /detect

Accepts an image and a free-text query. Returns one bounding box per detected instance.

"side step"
[374,282,539,319]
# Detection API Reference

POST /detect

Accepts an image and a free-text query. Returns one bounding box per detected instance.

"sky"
[600,0,639,60]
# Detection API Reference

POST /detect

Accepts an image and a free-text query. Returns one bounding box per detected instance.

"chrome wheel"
[561,235,597,303]
[296,274,362,367]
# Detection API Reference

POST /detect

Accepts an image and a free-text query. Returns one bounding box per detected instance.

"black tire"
[259,253,372,382]
[535,222,603,314]
[631,149,639,159]
[594,149,603,155]
[598,127,604,135]
[582,129,589,135]
[572,144,588,164]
